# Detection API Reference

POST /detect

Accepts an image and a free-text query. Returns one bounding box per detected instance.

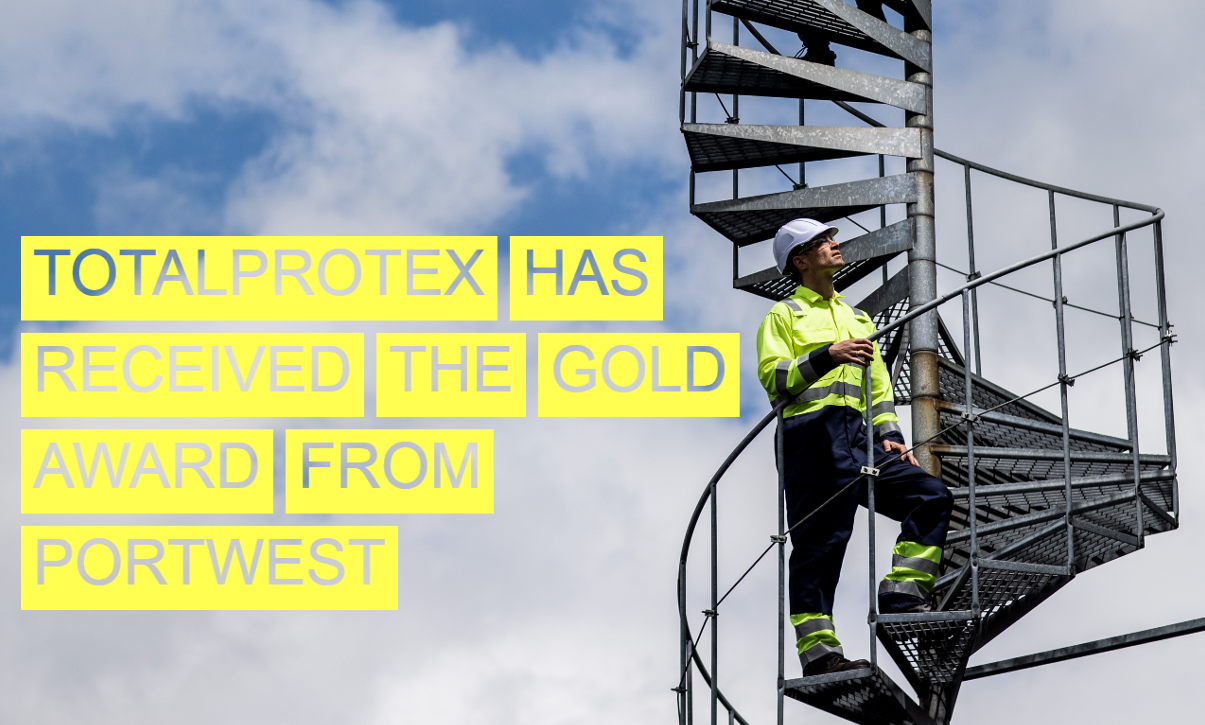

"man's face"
[794,234,844,275]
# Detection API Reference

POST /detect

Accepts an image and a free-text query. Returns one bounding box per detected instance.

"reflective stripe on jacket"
[756,285,901,437]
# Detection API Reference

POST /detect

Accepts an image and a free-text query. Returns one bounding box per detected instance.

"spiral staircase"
[674,2,1187,724]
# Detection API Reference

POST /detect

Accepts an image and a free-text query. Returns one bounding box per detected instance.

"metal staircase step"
[685,42,928,110]
[710,0,932,69]
[933,446,1169,488]
[936,483,1177,619]
[935,401,1133,451]
[684,124,922,173]
[692,173,918,246]
[931,446,1169,465]
[734,219,913,300]
[876,612,976,685]
[784,667,936,725]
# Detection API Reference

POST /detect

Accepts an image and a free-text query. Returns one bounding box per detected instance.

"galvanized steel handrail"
[934,148,1159,214]
[677,10,1175,725]
[676,209,1167,725]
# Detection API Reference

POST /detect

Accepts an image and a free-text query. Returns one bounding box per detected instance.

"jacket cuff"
[874,421,905,445]
[803,344,837,383]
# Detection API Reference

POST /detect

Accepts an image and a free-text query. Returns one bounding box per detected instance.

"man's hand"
[829,338,874,366]
[883,439,919,467]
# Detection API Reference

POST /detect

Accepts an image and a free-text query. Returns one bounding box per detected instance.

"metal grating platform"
[685,44,871,101]
[684,125,869,173]
[784,668,935,725]
[710,0,929,63]
[878,616,976,684]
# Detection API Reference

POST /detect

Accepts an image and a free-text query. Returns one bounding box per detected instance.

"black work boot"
[856,0,887,21]
[803,652,872,677]
[879,592,932,614]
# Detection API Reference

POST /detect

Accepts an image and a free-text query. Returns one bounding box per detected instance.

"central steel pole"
[906,26,940,477]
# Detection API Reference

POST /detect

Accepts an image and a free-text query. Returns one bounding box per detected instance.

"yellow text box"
[510,236,662,320]
[22,333,364,418]
[286,429,493,514]
[538,333,739,417]
[22,526,398,610]
[21,236,497,321]
[376,333,525,418]
[22,430,273,514]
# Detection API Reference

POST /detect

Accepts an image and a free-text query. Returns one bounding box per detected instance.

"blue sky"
[3,1,1205,723]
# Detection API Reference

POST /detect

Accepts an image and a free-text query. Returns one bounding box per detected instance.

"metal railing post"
[1050,191,1075,573]
[687,657,694,725]
[962,289,979,615]
[1152,219,1178,521]
[732,16,739,201]
[798,101,805,189]
[863,367,878,668]
[680,567,689,725]
[776,410,786,725]
[710,474,719,725]
[965,164,982,375]
[690,0,698,124]
[1114,205,1144,545]
[679,0,688,124]
[881,155,889,285]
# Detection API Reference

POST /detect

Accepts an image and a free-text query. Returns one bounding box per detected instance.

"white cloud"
[6,1,1205,724]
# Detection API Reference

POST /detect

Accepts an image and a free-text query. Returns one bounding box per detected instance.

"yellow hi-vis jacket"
[756,285,902,438]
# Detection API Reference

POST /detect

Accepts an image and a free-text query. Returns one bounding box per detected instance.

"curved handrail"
[677,207,1165,721]
[932,148,1159,214]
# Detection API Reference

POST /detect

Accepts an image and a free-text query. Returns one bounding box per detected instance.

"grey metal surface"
[935,402,1133,450]
[686,43,928,112]
[710,0,932,70]
[963,617,1205,680]
[842,218,916,263]
[683,123,922,172]
[784,668,937,725]
[693,173,919,246]
[676,3,1180,722]
[733,219,913,300]
[857,266,910,318]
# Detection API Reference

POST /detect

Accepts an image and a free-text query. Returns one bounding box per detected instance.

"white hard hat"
[773,218,839,274]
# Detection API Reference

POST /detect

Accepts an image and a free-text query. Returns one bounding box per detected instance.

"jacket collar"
[792,285,844,306]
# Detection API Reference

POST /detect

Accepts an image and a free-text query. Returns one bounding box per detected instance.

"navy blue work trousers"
[776,405,953,617]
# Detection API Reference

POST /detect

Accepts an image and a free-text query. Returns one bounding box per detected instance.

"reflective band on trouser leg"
[880,542,942,596]
[790,613,843,663]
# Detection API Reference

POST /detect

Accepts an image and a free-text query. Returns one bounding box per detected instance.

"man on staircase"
[756,218,954,677]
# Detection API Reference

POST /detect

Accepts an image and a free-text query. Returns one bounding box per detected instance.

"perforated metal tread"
[685,42,928,111]
[685,43,876,102]
[927,357,1178,635]
[693,173,917,246]
[876,613,976,684]
[684,125,871,173]
[711,0,922,62]
[784,668,935,725]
